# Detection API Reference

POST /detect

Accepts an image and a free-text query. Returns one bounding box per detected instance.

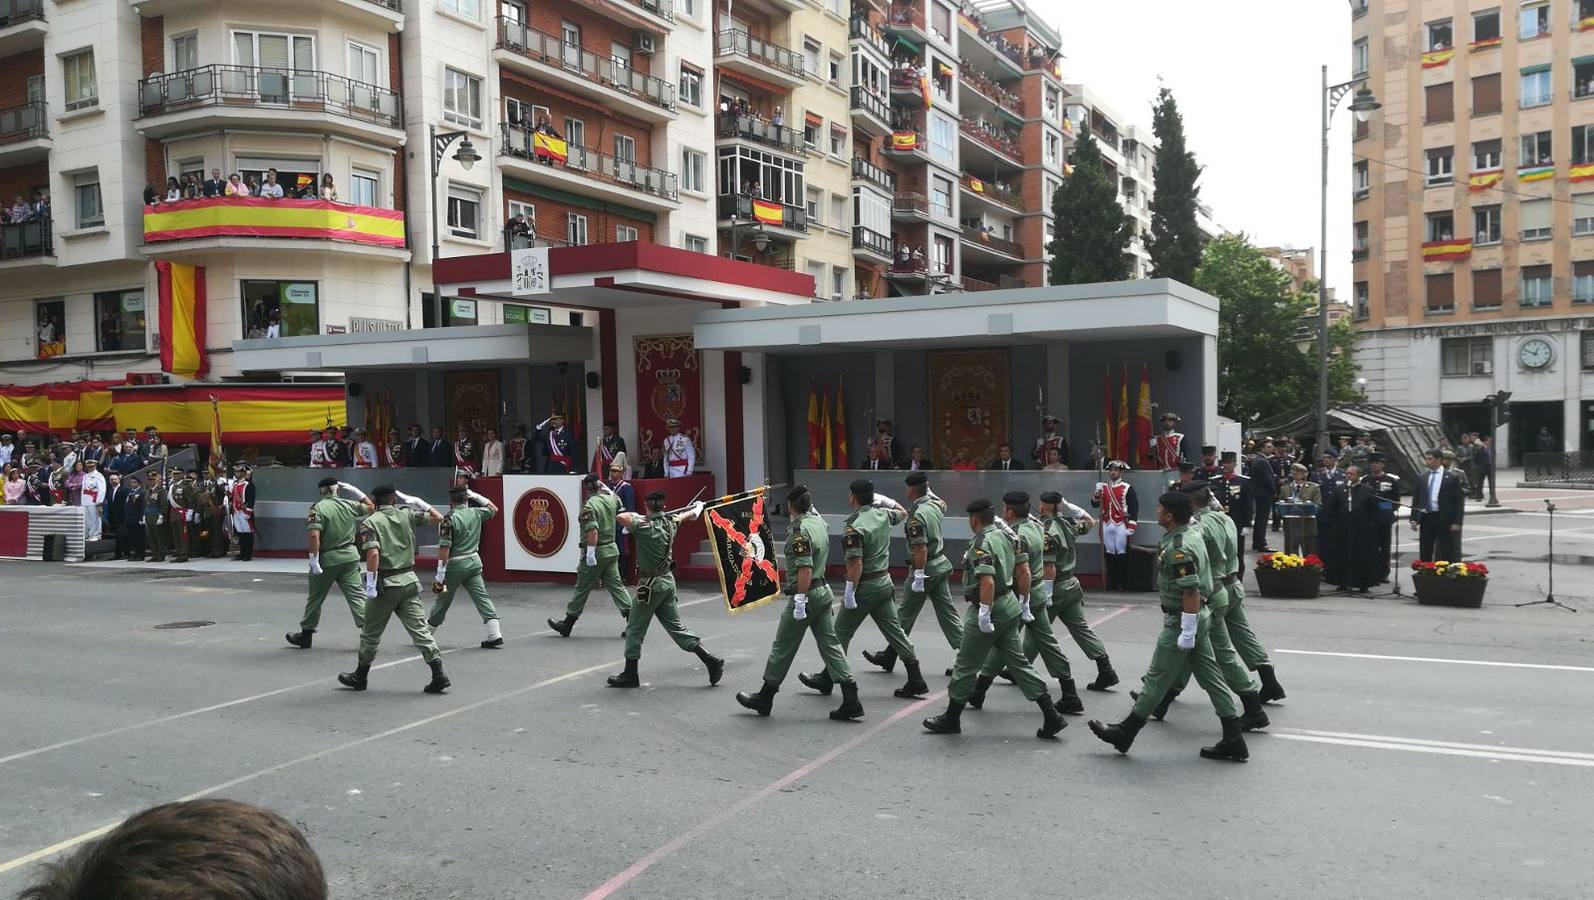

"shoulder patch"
[307,507,321,526]
[789,531,813,557]
[438,518,454,540]
[842,526,862,550]
[356,521,377,544]
[1043,533,1061,553]
[905,518,926,539]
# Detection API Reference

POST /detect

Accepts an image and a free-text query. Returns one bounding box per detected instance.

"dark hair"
[17,799,327,900]
[371,484,397,504]
[849,478,873,505]
[645,490,667,512]
[787,485,811,514]
[317,477,339,490]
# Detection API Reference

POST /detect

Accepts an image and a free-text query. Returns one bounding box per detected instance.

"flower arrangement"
[1411,560,1489,579]
[1256,552,1325,573]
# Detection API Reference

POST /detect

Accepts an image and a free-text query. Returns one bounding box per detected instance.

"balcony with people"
[0,189,52,268]
[495,16,677,123]
[959,221,1024,263]
[137,64,403,144]
[499,120,680,212]
[959,116,1024,166]
[959,171,1022,216]
[958,62,1023,119]
[715,96,804,156]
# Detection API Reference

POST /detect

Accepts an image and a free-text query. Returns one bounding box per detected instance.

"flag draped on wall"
[1468,170,1503,191]
[1101,365,1115,459]
[1114,365,1129,466]
[807,383,822,468]
[156,261,207,379]
[0,379,120,437]
[833,377,849,469]
[1135,364,1153,468]
[533,132,569,164]
[113,384,346,444]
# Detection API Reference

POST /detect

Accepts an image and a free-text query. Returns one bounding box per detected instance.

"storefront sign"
[350,317,403,333]
[283,283,316,304]
[450,298,477,319]
[504,304,551,325]
[1412,318,1590,339]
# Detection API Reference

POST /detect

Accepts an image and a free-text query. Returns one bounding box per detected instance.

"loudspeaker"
[585,371,601,390]
[1164,350,1182,372]
[347,382,363,398]
[738,365,752,385]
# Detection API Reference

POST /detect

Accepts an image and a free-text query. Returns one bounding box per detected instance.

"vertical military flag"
[821,380,833,469]
[156,261,208,378]
[807,382,822,468]
[1115,365,1130,465]
[833,376,849,469]
[1135,363,1153,469]
[1102,364,1115,459]
[207,394,224,476]
[705,486,781,614]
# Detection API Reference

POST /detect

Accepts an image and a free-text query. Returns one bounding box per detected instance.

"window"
[1521,66,1552,108]
[566,212,588,245]
[679,65,702,108]
[1519,2,1549,39]
[233,32,314,84]
[95,290,146,352]
[1577,59,1594,100]
[928,113,954,163]
[931,174,952,217]
[1521,198,1552,240]
[1521,131,1552,166]
[350,169,379,207]
[829,52,843,87]
[1426,212,1454,243]
[1353,220,1369,259]
[1472,73,1501,115]
[172,33,198,72]
[1474,205,1502,244]
[73,171,102,228]
[805,187,822,224]
[439,0,480,18]
[1473,269,1503,309]
[830,124,846,157]
[1046,133,1061,166]
[830,265,846,301]
[561,21,580,48]
[803,114,820,149]
[1426,147,1454,186]
[62,49,97,111]
[1441,336,1492,374]
[1575,193,1594,234]
[1353,161,1370,198]
[613,134,636,162]
[1425,82,1453,123]
[507,200,536,240]
[1354,281,1369,319]
[1574,261,1594,304]
[442,68,482,128]
[1426,273,1455,312]
[684,234,707,253]
[830,193,845,229]
[932,234,952,274]
[1472,8,1500,43]
[1521,264,1552,307]
[237,157,320,195]
[34,299,64,359]
[681,149,706,193]
[1427,19,1452,50]
[679,0,695,18]
[802,37,821,76]
[501,0,525,23]
[446,185,481,239]
[1473,138,1502,170]
[616,224,638,242]
[716,144,805,205]
[1575,125,1594,165]
[565,117,585,148]
[25,74,42,104]
[1352,39,1369,76]
[347,43,381,88]
[242,280,318,338]
[804,260,826,296]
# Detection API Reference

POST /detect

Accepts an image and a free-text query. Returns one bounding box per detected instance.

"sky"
[1043,0,1353,295]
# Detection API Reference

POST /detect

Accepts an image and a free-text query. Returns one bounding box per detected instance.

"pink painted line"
[583,603,1136,899]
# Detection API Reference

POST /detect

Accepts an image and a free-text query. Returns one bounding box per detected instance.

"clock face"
[1519,338,1553,370]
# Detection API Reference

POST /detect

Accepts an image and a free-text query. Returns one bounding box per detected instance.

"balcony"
[137,66,403,144]
[889,69,927,108]
[0,101,49,164]
[139,197,408,260]
[851,156,895,193]
[714,30,807,90]
[716,112,804,156]
[960,173,1023,215]
[880,128,929,161]
[129,0,403,32]
[499,123,680,212]
[0,0,46,56]
[586,0,675,32]
[884,3,936,47]
[849,16,891,62]
[495,18,677,123]
[960,21,1026,77]
[850,85,891,138]
[852,225,891,262]
[959,64,1023,118]
[959,119,1024,166]
[0,217,53,268]
[958,274,998,292]
[960,225,1024,262]
[717,194,807,235]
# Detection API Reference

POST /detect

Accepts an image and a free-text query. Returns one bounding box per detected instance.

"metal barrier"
[1523,452,1594,485]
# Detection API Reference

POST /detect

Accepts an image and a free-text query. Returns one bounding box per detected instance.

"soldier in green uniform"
[167,469,198,562]
[1087,491,1249,761]
[285,479,373,650]
[605,492,724,688]
[1037,490,1120,691]
[429,483,504,649]
[736,485,863,720]
[548,474,633,637]
[141,470,169,563]
[798,479,928,701]
[338,485,450,693]
[923,499,1066,738]
[862,473,960,675]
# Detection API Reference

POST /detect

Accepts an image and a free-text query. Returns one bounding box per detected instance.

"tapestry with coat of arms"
[927,349,1011,468]
[634,335,701,450]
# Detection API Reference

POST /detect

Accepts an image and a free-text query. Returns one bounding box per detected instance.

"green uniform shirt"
[961,524,1015,601]
[904,497,953,578]
[1194,508,1238,583]
[1042,513,1081,575]
[439,505,493,556]
[143,484,168,517]
[171,479,198,510]
[580,492,622,560]
[843,505,905,576]
[1155,523,1208,614]
[358,504,428,589]
[631,512,679,578]
[783,511,829,595]
[308,496,365,568]
[1015,517,1045,589]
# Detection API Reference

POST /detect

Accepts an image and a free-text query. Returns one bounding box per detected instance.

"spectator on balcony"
[246,175,262,197]
[225,173,251,198]
[319,174,338,202]
[31,191,49,220]
[259,168,285,199]
[202,168,226,198]
[184,173,202,199]
[266,308,282,339]
[10,195,30,222]
[143,183,161,207]
[162,178,182,202]
[896,243,911,265]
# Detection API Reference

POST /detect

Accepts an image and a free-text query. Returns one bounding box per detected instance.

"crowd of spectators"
[143,168,338,206]
[1,190,49,226]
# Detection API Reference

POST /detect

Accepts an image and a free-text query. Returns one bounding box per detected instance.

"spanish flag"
[533,131,569,164]
[1468,170,1503,192]
[0,379,120,438]
[891,130,918,151]
[833,376,849,469]
[1115,365,1130,467]
[156,260,207,379]
[920,76,932,108]
[1422,239,1473,261]
[957,10,977,32]
[1135,364,1153,468]
[1581,15,1594,31]
[821,381,833,469]
[208,394,225,475]
[1102,365,1114,459]
[1421,48,1454,68]
[1470,36,1502,50]
[113,384,347,444]
[807,383,822,468]
[1572,163,1594,183]
[144,199,404,248]
[752,199,784,226]
[968,177,985,193]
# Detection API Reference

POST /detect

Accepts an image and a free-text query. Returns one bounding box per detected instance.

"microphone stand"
[1515,500,1577,612]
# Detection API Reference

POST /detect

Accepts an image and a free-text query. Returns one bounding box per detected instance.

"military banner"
[927,348,1010,469]
[705,489,780,615]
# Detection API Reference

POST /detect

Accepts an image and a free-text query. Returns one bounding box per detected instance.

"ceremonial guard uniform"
[338,488,450,693]
[661,419,696,478]
[352,431,378,468]
[142,473,169,562]
[863,473,959,674]
[1149,413,1187,471]
[1091,461,1138,591]
[737,486,862,720]
[606,493,723,688]
[538,413,574,474]
[1031,414,1069,467]
[429,485,502,648]
[1038,491,1118,691]
[229,466,256,561]
[309,430,335,468]
[287,480,371,649]
[549,476,633,636]
[1365,453,1402,582]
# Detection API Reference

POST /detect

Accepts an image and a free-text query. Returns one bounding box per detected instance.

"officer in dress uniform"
[1365,452,1402,582]
[1149,413,1187,471]
[352,429,378,468]
[593,421,627,474]
[661,418,696,478]
[286,479,373,649]
[1194,445,1222,482]
[1091,461,1138,591]
[1031,414,1069,468]
[548,474,633,636]
[141,470,168,562]
[309,429,333,468]
[537,412,574,474]
[605,492,723,688]
[168,469,199,562]
[452,426,476,476]
[1213,451,1254,573]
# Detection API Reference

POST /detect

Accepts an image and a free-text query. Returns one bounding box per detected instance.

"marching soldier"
[1194,445,1221,482]
[1365,452,1402,583]
[736,485,863,720]
[605,492,724,688]
[661,418,696,478]
[1149,412,1187,471]
[141,470,169,563]
[1197,482,1286,703]
[1087,491,1249,762]
[1091,461,1138,591]
[548,474,633,637]
[167,468,199,563]
[429,483,504,649]
[798,479,928,701]
[1037,490,1119,691]
[921,499,1066,739]
[1031,414,1069,468]
[537,412,575,474]
[863,473,959,675]
[338,486,450,693]
[286,479,373,649]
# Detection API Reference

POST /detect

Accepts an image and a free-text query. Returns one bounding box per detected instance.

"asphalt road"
[2,505,1593,898]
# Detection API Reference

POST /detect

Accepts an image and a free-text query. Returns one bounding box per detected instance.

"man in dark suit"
[988,443,1023,471]
[1248,440,1278,551]
[402,424,428,468]
[121,476,146,560]
[427,426,451,469]
[860,443,893,471]
[1410,449,1464,562]
[905,445,934,471]
[202,168,227,198]
[106,474,129,559]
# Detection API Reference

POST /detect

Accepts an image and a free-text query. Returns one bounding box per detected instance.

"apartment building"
[1352,0,1594,458]
[1062,83,1155,279]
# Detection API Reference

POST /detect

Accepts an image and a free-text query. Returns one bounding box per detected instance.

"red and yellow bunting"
[533,131,569,164]
[0,379,121,438]
[1422,239,1473,261]
[144,198,405,248]
[1470,36,1502,50]
[967,177,985,193]
[1421,48,1454,68]
[156,260,207,379]
[1581,16,1594,32]
[1468,169,1503,192]
[1571,163,1594,183]
[957,11,977,32]
[751,199,784,226]
[112,384,347,445]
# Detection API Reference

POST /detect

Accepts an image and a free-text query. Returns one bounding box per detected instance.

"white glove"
[1040,579,1054,606]
[394,490,428,511]
[690,500,706,518]
[792,592,808,620]
[872,494,904,511]
[1020,597,1034,622]
[362,571,378,599]
[843,581,857,609]
[433,564,447,588]
[977,603,994,633]
[911,569,926,592]
[536,417,551,430]
[337,482,368,501]
[466,489,489,506]
[584,545,597,567]
[1177,612,1198,651]
[308,552,322,575]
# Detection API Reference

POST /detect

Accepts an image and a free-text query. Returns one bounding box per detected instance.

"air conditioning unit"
[635,32,657,55]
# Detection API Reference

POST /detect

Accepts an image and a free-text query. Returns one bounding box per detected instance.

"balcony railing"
[959,64,1023,116]
[714,29,806,80]
[890,69,926,97]
[501,123,679,202]
[0,101,47,145]
[718,194,808,232]
[959,119,1023,162]
[0,0,44,27]
[886,3,927,34]
[852,225,891,257]
[881,128,925,154]
[504,229,578,251]
[959,274,998,292]
[716,112,804,154]
[356,0,400,9]
[960,173,1022,212]
[892,192,929,216]
[0,217,53,261]
[850,85,890,126]
[138,65,401,129]
[849,16,891,57]
[497,17,676,112]
[851,156,895,192]
[961,225,1023,258]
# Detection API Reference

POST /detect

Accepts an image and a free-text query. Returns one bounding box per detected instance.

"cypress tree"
[1147,87,1205,284]
[1048,131,1133,285]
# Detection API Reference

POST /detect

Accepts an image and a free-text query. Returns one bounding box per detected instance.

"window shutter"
[257,35,290,70]
[1520,199,1551,232]
[1472,269,1502,306]
[1426,82,1454,122]
[1470,74,1499,115]
[1426,272,1455,309]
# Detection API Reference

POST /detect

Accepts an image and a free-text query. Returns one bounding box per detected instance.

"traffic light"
[1486,390,1512,425]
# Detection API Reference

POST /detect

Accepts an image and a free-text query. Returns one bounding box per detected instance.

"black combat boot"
[607,657,641,688]
[922,699,965,734]
[1152,687,1180,722]
[1088,712,1147,753]
[337,662,370,691]
[1055,677,1085,715]
[798,668,834,696]
[1199,716,1250,762]
[735,681,778,716]
[966,674,996,710]
[1036,694,1067,739]
[1239,692,1270,732]
[547,614,577,637]
[862,647,898,673]
[1086,655,1119,691]
[694,646,725,686]
[893,658,929,699]
[423,658,451,694]
[284,630,313,649]
[1257,664,1287,703]
[829,679,864,721]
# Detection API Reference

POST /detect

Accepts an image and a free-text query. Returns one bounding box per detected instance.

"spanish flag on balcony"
[891,130,919,150]
[143,198,404,248]
[1518,165,1555,183]
[1468,170,1503,192]
[968,177,985,193]
[752,199,784,226]
[1581,15,1594,31]
[1422,239,1473,261]
[1421,48,1454,68]
[533,131,569,164]
[0,379,120,438]
[920,76,931,107]
[1573,163,1594,183]
[1470,36,1502,50]
[957,10,977,32]
[113,384,347,445]
[156,260,208,379]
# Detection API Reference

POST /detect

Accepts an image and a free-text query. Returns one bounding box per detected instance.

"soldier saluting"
[286,479,373,649]
[605,492,723,688]
[429,483,504,649]
[537,412,574,474]
[338,485,450,693]
[1037,490,1118,691]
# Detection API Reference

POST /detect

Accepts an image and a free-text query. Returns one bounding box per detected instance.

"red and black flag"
[706,488,781,615]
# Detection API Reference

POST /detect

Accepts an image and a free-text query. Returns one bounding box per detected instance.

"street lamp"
[429,125,481,323]
[728,212,771,260]
[1318,67,1380,454]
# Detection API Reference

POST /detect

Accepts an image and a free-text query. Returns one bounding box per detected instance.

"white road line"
[1273,730,1594,768]
[1279,729,1594,761]
[1275,649,1594,673]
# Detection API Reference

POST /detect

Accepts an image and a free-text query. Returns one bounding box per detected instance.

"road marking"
[1276,649,1594,673]
[581,604,1137,900]
[1273,728,1594,768]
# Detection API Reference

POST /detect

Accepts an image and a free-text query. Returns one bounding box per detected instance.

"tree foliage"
[1147,87,1205,285]
[1048,131,1133,285]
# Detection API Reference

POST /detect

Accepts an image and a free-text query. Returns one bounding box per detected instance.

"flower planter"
[1412,573,1487,608]
[1255,566,1322,599]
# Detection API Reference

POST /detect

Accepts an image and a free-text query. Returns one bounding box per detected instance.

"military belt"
[378,565,414,578]
[1219,574,1237,586]
[861,570,890,581]
[450,552,479,563]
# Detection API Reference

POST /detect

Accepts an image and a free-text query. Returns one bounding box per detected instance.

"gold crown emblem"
[656,368,681,385]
